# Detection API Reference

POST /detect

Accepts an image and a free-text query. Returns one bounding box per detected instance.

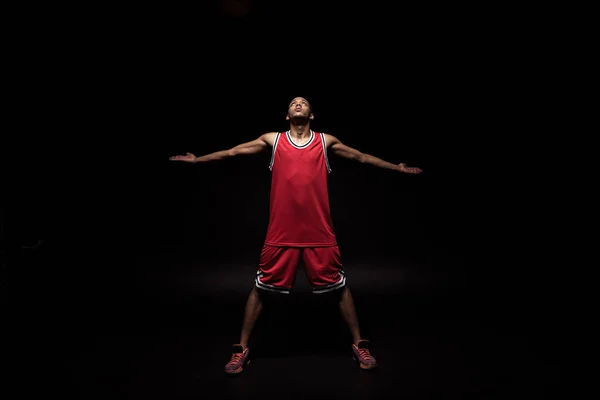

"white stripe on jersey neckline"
[286,130,315,148]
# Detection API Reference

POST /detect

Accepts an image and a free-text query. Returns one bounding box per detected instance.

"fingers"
[170,153,191,158]
[398,163,423,174]
[169,152,194,161]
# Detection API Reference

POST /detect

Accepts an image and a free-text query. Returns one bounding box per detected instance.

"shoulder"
[259,132,280,147]
[322,133,341,147]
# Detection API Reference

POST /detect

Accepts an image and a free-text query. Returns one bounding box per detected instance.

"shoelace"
[229,352,244,364]
[357,348,373,360]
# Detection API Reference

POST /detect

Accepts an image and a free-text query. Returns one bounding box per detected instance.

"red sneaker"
[224,344,250,375]
[352,340,378,370]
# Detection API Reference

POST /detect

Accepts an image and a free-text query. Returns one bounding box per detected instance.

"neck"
[289,123,311,138]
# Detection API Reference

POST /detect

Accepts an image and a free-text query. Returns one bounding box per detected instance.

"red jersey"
[264,130,336,247]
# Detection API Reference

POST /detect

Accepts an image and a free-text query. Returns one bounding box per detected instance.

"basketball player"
[169,97,423,374]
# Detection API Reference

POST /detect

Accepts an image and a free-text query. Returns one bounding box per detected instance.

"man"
[169,97,422,374]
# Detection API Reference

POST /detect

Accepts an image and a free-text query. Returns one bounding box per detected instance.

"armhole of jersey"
[269,132,281,171]
[320,132,332,173]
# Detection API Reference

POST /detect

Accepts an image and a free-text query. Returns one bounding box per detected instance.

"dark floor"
[17,242,566,400]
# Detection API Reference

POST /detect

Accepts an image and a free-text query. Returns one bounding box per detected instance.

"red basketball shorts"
[254,244,346,294]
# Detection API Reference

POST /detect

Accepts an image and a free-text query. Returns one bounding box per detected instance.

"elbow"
[227,148,237,157]
[357,153,368,163]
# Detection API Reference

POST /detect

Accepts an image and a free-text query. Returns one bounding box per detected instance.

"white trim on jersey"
[269,132,281,171]
[286,130,315,149]
[319,132,332,173]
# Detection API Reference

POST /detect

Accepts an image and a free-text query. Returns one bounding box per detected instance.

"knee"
[317,286,345,304]
[254,285,288,306]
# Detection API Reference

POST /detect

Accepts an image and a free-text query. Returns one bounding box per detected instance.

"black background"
[15,0,563,298]
[8,1,573,398]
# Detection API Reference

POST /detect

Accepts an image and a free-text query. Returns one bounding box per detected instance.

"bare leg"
[239,285,263,349]
[338,286,362,345]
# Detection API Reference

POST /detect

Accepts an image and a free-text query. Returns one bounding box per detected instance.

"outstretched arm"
[325,134,423,174]
[169,132,276,163]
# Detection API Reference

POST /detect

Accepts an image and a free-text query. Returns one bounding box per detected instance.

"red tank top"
[264,130,337,247]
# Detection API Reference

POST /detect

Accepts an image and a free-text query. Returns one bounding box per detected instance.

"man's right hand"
[169,152,196,162]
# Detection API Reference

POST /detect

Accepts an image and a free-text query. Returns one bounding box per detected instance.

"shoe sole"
[225,359,250,375]
[353,356,378,370]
